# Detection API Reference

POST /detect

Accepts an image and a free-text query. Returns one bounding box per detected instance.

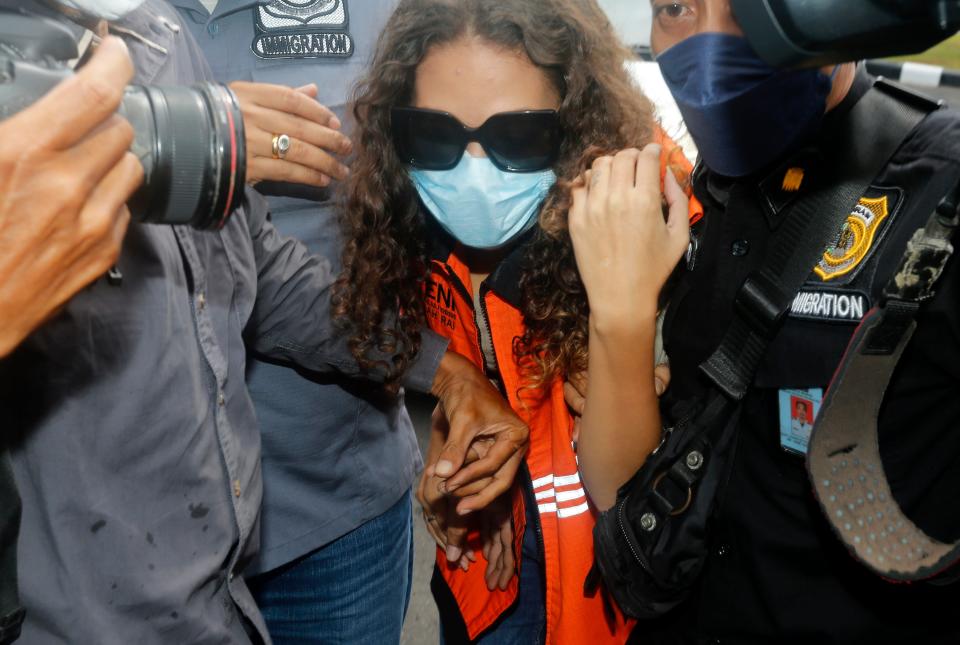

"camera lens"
[120,83,246,230]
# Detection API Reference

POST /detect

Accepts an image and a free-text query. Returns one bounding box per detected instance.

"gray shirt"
[0,1,443,642]
[172,0,418,575]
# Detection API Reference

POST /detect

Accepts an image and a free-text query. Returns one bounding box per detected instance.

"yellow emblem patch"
[814,196,890,282]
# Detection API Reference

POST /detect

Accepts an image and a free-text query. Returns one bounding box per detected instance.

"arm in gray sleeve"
[244,190,448,392]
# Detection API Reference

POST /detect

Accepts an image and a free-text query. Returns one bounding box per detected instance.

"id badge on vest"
[777,388,822,456]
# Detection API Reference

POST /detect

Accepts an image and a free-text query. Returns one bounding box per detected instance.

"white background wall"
[597,0,652,47]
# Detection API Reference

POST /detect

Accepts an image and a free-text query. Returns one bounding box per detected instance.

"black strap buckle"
[734,273,788,340]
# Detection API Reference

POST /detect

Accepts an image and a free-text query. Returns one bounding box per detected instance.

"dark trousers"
[0,450,22,644]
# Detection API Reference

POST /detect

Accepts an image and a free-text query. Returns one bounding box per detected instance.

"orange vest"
[424,140,702,644]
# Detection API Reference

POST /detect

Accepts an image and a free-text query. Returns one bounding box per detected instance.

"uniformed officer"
[171,1,418,642]
[631,1,960,643]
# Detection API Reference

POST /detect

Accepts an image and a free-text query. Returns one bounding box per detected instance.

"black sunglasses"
[391,107,563,173]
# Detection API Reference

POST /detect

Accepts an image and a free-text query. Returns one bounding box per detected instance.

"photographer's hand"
[230,81,352,188]
[0,36,143,358]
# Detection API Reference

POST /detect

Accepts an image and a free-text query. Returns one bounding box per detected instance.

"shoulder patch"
[788,288,871,324]
[252,0,354,60]
[812,187,903,284]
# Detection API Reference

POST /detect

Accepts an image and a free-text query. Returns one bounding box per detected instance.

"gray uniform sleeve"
[244,190,448,392]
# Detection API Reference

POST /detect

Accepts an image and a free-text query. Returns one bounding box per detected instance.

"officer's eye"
[652,2,693,23]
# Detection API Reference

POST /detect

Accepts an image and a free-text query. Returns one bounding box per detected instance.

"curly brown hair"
[333,0,657,386]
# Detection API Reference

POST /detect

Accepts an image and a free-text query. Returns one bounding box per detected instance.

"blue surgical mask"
[411,153,556,250]
[657,33,834,178]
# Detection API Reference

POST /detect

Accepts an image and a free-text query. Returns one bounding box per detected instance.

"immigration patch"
[813,188,902,283]
[789,289,870,324]
[252,0,354,60]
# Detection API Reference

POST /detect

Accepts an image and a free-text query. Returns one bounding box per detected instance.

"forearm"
[245,189,447,390]
[578,312,663,511]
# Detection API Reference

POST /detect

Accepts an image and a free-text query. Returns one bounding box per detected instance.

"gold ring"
[271,133,291,160]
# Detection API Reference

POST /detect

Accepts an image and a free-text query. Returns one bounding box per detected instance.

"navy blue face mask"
[657,33,834,178]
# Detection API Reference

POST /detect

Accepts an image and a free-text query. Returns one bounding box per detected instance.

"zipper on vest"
[476,284,501,384]
[519,462,547,574]
[478,283,545,573]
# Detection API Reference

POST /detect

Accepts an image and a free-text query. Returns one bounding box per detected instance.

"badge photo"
[778,388,823,456]
[252,0,354,60]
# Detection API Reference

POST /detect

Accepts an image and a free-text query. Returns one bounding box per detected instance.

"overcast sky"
[598,0,652,47]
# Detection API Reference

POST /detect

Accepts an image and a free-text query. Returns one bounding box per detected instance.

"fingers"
[435,441,488,495]
[568,371,588,398]
[482,509,516,591]
[455,449,525,515]
[497,517,516,590]
[294,82,318,97]
[444,517,469,563]
[634,143,663,194]
[67,115,136,192]
[292,84,344,131]
[654,363,672,397]
[610,148,641,192]
[233,80,352,187]
[563,380,586,416]
[458,551,475,573]
[38,37,134,150]
[446,426,527,492]
[248,157,333,189]
[231,81,340,130]
[420,470,447,523]
[434,434,470,479]
[82,151,143,235]
[68,153,139,286]
[482,518,493,562]
[247,124,350,179]
[415,466,432,517]
[586,156,613,220]
[421,467,469,562]
[568,163,590,233]
[664,169,691,254]
[484,520,504,591]
[417,467,449,549]
[445,475,494,500]
[422,508,448,550]
[249,111,352,158]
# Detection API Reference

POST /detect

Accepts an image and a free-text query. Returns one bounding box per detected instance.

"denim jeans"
[249,489,414,645]
[434,497,546,645]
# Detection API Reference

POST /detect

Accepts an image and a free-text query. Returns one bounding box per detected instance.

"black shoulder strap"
[808,179,960,583]
[700,80,937,401]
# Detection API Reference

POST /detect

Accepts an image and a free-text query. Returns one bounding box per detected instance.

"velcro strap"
[883,222,956,303]
[809,307,960,581]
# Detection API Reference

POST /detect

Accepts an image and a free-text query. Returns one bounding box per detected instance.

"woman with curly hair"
[333,0,701,642]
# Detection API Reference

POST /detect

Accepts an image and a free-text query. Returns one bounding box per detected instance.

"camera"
[0,10,247,230]
[732,0,960,68]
